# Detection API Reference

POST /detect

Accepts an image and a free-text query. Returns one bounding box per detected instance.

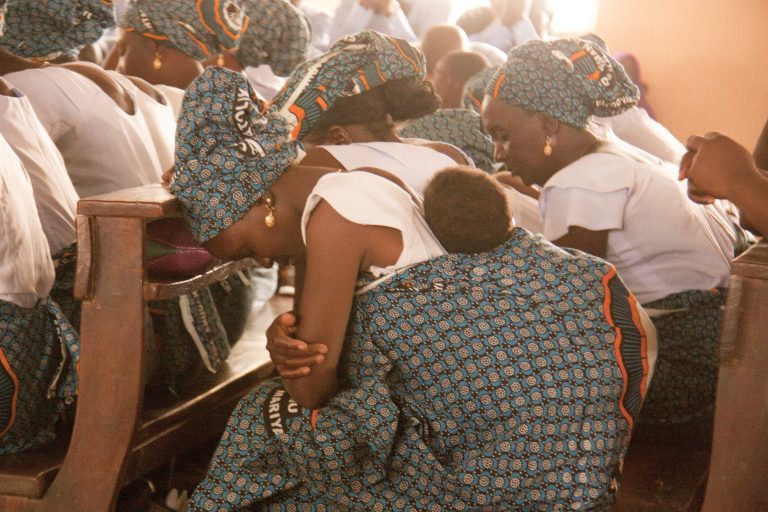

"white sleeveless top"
[0,134,55,308]
[301,172,445,278]
[0,90,78,254]
[108,71,178,173]
[318,142,460,194]
[5,67,163,198]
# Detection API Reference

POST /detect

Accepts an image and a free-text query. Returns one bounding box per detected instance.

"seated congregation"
[0,0,765,511]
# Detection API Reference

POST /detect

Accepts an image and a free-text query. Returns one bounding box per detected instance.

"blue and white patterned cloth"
[188,229,651,511]
[271,29,426,141]
[399,108,496,173]
[0,297,79,454]
[487,38,639,128]
[462,65,499,114]
[120,0,249,61]
[171,66,299,244]
[237,0,309,76]
[1,0,115,60]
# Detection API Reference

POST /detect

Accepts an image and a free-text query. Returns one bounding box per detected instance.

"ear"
[326,125,354,145]
[536,113,561,138]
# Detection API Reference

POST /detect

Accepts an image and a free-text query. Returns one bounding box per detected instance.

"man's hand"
[266,312,328,379]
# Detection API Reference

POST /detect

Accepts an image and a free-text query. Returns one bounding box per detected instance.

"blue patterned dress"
[189,229,651,511]
[0,298,79,454]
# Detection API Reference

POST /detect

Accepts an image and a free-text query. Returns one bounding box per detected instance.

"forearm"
[283,366,339,409]
[731,171,768,238]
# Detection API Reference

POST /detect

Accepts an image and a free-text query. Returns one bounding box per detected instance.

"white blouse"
[0,134,55,308]
[0,91,78,254]
[5,67,163,198]
[301,171,445,278]
[540,141,731,304]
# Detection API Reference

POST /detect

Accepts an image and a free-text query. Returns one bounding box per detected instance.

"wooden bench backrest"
[0,184,279,512]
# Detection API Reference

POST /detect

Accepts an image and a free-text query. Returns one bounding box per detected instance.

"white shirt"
[0,134,55,308]
[245,65,287,101]
[108,71,178,174]
[155,84,185,119]
[297,0,334,53]
[6,67,163,198]
[0,91,78,254]
[329,0,417,45]
[503,186,543,234]
[468,17,538,52]
[318,141,459,194]
[404,0,454,37]
[540,141,731,304]
[302,171,445,278]
[591,106,686,165]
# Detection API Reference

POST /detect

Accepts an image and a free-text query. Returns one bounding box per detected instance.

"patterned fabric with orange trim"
[0,0,115,60]
[462,65,498,114]
[270,29,426,141]
[0,297,79,454]
[120,0,249,61]
[487,38,639,128]
[188,229,652,510]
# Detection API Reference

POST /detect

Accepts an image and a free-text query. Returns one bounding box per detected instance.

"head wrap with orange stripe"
[120,0,249,61]
[270,29,426,141]
[486,38,639,128]
[1,0,115,60]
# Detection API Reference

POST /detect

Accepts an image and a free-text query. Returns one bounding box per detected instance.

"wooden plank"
[77,184,179,219]
[42,216,147,512]
[144,259,257,301]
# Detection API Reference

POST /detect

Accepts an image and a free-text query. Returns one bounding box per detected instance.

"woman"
[227,0,310,100]
[110,0,250,109]
[0,127,78,454]
[173,66,653,511]
[271,29,471,194]
[481,38,732,427]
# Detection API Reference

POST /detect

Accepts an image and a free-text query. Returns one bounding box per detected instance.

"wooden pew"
[0,184,289,511]
[613,240,768,512]
[700,241,768,511]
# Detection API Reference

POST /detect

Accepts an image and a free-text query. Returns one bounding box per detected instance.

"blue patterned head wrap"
[486,38,639,128]
[1,0,115,59]
[271,29,426,141]
[120,0,249,61]
[462,66,498,114]
[171,66,300,244]
[237,0,309,76]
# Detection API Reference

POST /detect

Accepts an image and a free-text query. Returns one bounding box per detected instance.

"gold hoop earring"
[263,194,276,228]
[152,48,162,70]
[543,135,553,156]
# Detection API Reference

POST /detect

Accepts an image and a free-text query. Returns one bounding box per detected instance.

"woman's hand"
[266,312,327,379]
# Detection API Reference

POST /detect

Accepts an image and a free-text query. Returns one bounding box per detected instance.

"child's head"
[424,166,512,253]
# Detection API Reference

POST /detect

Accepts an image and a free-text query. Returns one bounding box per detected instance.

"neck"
[551,127,600,170]
[0,48,45,75]
[269,164,338,258]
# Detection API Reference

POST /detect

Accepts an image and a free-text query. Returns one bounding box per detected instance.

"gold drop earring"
[543,135,553,156]
[263,194,276,228]
[216,52,225,67]
[152,46,162,70]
